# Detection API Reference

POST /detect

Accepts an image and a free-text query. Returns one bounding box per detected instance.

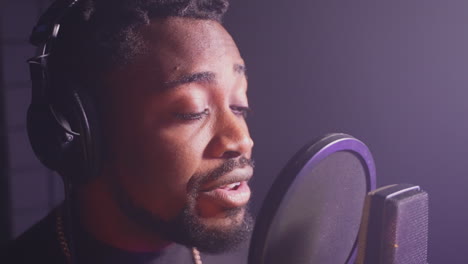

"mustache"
[190,157,255,191]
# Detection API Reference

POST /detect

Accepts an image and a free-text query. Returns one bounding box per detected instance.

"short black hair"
[49,0,229,90]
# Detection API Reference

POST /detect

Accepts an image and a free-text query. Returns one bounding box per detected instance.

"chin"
[173,204,253,254]
[200,207,245,227]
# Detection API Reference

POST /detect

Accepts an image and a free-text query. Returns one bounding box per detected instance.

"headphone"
[27,0,102,185]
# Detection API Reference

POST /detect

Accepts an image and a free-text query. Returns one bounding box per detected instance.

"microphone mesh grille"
[383,190,429,264]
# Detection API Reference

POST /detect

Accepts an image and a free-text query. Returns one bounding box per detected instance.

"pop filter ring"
[248,133,377,264]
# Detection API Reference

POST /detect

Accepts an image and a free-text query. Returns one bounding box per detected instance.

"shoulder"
[1,208,66,264]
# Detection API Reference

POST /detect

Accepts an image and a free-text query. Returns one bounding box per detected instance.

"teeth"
[225,182,241,189]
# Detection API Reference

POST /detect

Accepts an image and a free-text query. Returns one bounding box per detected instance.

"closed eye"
[174,109,209,121]
[230,106,251,119]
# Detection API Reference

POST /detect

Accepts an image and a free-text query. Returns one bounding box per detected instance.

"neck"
[76,176,172,252]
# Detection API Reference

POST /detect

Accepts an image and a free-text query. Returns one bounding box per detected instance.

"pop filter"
[248,133,376,264]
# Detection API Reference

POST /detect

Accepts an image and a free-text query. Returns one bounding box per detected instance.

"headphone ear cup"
[27,102,75,171]
[67,87,103,183]
[27,86,103,184]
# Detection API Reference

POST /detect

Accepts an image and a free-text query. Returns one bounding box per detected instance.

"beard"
[167,199,254,254]
[110,157,255,254]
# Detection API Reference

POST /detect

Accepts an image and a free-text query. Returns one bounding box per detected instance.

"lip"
[196,166,253,209]
[199,166,253,192]
[198,181,251,208]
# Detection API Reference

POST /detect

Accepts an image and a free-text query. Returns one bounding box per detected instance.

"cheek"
[121,125,209,220]
[105,91,212,220]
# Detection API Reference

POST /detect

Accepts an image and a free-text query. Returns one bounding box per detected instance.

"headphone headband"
[28,0,81,104]
[30,0,80,47]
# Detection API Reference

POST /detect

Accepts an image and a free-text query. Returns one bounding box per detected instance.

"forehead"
[142,17,239,55]
[134,17,244,77]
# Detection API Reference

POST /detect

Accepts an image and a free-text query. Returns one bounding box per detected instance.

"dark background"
[0,0,12,245]
[2,0,468,263]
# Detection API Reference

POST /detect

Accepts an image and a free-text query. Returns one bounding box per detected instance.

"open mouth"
[198,181,251,208]
[219,182,242,190]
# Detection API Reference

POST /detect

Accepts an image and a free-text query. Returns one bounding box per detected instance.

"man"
[3,0,255,263]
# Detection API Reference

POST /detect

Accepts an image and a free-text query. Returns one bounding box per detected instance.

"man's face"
[101,17,254,252]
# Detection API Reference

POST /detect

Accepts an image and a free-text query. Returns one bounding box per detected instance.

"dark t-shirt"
[1,207,247,264]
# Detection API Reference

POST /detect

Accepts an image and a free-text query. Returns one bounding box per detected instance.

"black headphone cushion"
[26,85,103,184]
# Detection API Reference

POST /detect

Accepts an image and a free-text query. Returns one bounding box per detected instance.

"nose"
[205,111,254,159]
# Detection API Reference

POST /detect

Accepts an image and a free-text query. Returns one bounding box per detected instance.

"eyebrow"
[234,63,247,76]
[164,71,215,88]
[163,63,247,89]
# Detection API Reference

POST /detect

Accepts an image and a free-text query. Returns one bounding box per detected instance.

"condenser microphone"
[356,184,429,264]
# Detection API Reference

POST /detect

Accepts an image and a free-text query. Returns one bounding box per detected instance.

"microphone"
[356,184,429,264]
